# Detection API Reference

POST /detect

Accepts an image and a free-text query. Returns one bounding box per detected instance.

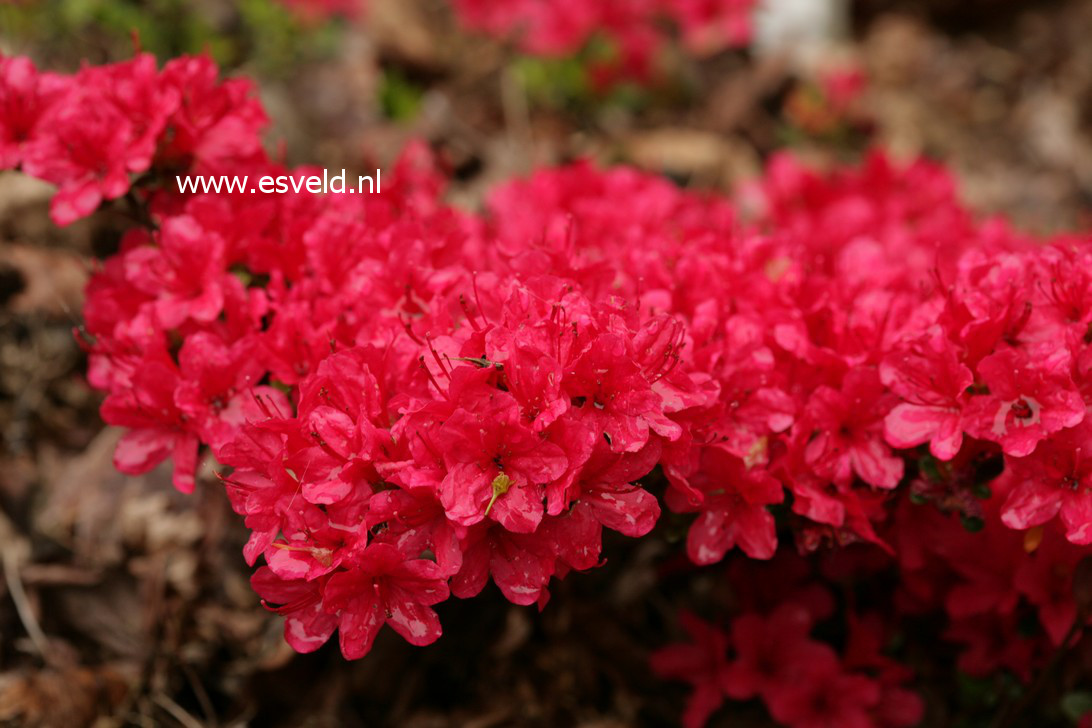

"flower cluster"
[272,0,755,71]
[487,154,1092,723]
[894,476,1089,676]
[651,603,923,728]
[451,0,755,79]
[484,154,1090,547]
[0,53,266,226]
[6,51,1092,727]
[4,52,710,657]
[277,0,754,81]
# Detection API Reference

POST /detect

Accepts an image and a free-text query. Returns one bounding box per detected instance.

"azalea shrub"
[450,0,755,81]
[279,0,754,83]
[3,50,1092,727]
[282,0,755,57]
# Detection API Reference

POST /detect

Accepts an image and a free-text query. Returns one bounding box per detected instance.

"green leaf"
[378,70,423,123]
[960,515,984,532]
[1061,692,1092,723]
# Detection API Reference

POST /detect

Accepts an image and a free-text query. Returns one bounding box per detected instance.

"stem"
[990,612,1087,728]
[124,189,159,232]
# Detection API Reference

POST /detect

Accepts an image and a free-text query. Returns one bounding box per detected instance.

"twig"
[990,613,1088,728]
[181,662,219,728]
[1,535,52,661]
[153,692,206,728]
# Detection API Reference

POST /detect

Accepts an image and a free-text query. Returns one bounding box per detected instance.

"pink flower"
[1001,421,1092,544]
[574,447,662,537]
[803,368,905,489]
[881,327,972,460]
[158,55,267,173]
[449,518,558,605]
[765,653,882,728]
[565,333,682,454]
[99,347,199,493]
[221,421,313,564]
[672,0,754,54]
[367,487,464,576]
[251,568,337,654]
[21,54,177,225]
[964,347,1085,457]
[649,612,732,728]
[434,384,568,533]
[173,332,286,454]
[721,604,831,701]
[0,54,68,169]
[123,215,229,329]
[1013,527,1085,644]
[322,543,450,659]
[678,445,783,563]
[450,0,753,81]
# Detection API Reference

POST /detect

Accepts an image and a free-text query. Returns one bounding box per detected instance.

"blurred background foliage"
[0,0,342,73]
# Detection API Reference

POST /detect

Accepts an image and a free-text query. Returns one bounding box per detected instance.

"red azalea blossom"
[765,652,881,728]
[251,567,338,654]
[0,54,68,169]
[322,543,450,658]
[433,387,568,533]
[21,54,177,225]
[964,347,1085,458]
[1002,421,1092,544]
[451,0,755,82]
[803,367,905,490]
[881,326,972,460]
[649,612,732,728]
[721,603,829,700]
[677,444,783,563]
